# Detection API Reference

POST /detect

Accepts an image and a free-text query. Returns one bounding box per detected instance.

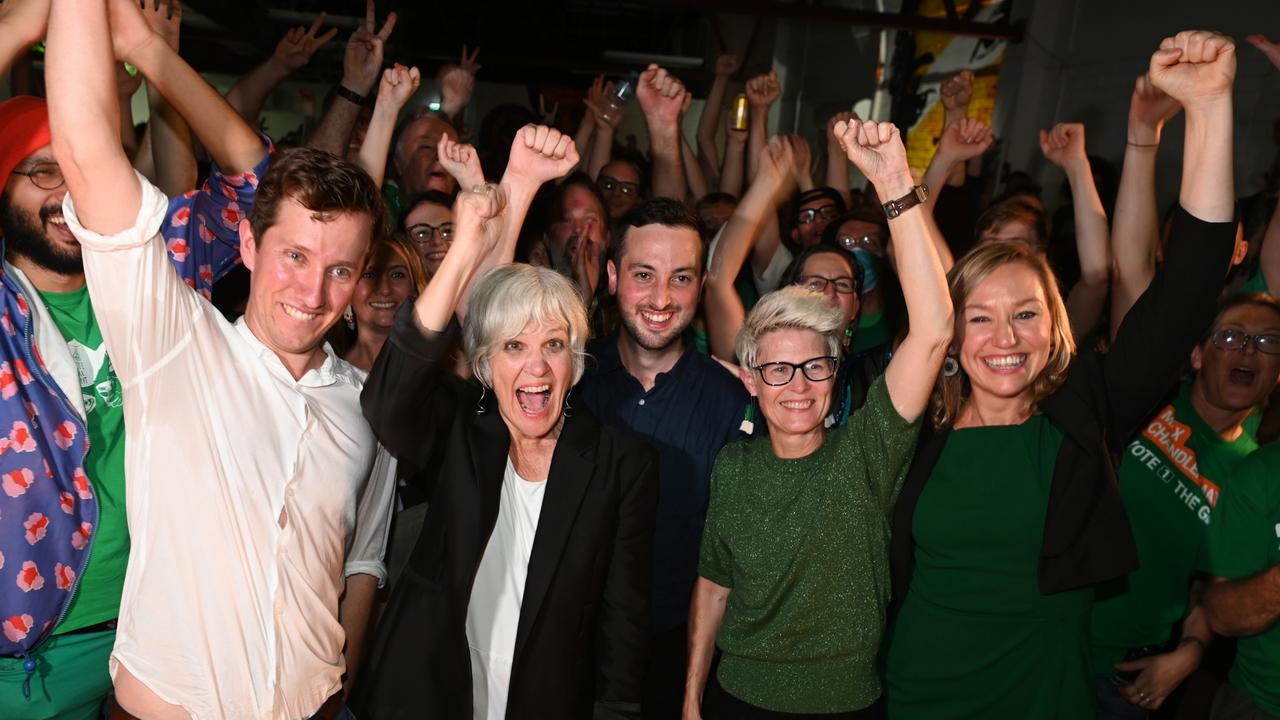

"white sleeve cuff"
[62,170,170,252]
[344,562,388,588]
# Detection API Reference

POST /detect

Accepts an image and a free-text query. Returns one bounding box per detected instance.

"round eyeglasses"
[11,163,65,191]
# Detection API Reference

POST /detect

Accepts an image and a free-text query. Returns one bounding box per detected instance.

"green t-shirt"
[1090,380,1258,676]
[698,377,920,713]
[850,309,891,355]
[1234,267,1271,297]
[40,286,128,633]
[1207,442,1280,715]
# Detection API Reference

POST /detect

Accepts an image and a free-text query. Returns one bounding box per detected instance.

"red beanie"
[0,96,52,189]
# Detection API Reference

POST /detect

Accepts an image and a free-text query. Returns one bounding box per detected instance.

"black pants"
[705,673,884,720]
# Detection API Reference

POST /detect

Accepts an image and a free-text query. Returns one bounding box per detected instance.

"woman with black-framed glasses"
[684,120,953,719]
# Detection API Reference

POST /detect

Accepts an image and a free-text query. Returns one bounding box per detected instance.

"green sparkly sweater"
[698,377,921,713]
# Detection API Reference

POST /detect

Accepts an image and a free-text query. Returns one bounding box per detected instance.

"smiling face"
[394,116,458,196]
[742,327,835,440]
[403,200,453,278]
[598,160,642,220]
[608,224,702,352]
[1192,303,1280,414]
[352,241,416,334]
[490,319,575,441]
[957,261,1054,409]
[796,252,859,331]
[1,145,80,276]
[240,198,372,378]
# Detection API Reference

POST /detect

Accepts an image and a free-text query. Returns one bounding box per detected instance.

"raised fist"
[636,64,687,127]
[437,133,485,192]
[378,63,420,112]
[714,53,741,77]
[746,71,781,109]
[788,134,813,186]
[1129,73,1181,132]
[755,135,798,196]
[505,124,580,188]
[1148,30,1236,107]
[938,117,994,163]
[833,119,911,193]
[826,111,859,145]
[940,69,975,116]
[1038,122,1087,170]
[453,182,507,258]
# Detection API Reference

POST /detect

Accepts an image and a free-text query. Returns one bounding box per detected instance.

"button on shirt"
[576,335,750,631]
[65,174,396,720]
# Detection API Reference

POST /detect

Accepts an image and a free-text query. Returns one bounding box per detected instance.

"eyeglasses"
[796,204,840,225]
[1207,329,1280,356]
[754,356,839,386]
[407,223,454,245]
[837,234,885,252]
[799,274,857,295]
[10,163,64,191]
[598,175,639,196]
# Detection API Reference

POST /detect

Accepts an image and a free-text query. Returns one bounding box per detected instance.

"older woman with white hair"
[683,119,953,719]
[351,129,657,720]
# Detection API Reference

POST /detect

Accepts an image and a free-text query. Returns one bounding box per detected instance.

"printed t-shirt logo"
[1143,404,1221,507]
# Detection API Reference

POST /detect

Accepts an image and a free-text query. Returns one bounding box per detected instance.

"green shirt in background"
[698,377,920,713]
[1091,380,1257,677]
[40,286,128,633]
[850,309,890,355]
[1207,442,1280,715]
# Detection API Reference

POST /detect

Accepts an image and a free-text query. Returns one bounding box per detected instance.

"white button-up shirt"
[65,174,396,720]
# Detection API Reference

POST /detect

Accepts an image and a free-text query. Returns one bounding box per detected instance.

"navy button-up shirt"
[576,334,751,632]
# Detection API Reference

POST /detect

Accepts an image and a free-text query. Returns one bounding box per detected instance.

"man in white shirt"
[45,2,394,718]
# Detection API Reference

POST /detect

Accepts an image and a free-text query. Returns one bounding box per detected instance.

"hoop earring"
[562,393,573,418]
[475,386,487,416]
[943,355,960,377]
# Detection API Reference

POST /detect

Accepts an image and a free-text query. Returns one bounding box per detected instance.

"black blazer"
[891,205,1237,604]
[350,305,658,720]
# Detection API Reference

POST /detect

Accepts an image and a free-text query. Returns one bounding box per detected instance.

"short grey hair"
[463,264,589,387]
[736,286,843,368]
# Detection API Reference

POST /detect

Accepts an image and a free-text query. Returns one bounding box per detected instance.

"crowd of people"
[1,1,1279,719]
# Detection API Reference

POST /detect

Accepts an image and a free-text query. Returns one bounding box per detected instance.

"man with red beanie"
[0,3,269,718]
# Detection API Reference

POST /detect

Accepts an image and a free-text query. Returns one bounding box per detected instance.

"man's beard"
[619,305,687,352]
[0,198,83,276]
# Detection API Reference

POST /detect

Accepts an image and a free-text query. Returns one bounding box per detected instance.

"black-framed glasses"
[799,275,857,295]
[1207,329,1280,356]
[754,356,839,386]
[407,223,454,245]
[598,175,639,196]
[797,204,840,225]
[10,163,64,191]
[836,234,885,252]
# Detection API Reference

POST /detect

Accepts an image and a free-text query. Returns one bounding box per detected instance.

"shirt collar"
[591,331,698,388]
[233,316,340,388]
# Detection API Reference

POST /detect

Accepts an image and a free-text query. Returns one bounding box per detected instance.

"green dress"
[886,415,1094,719]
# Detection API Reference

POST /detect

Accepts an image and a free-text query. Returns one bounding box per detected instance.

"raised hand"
[940,69,975,117]
[0,0,50,46]
[834,119,911,193]
[755,135,797,196]
[439,44,480,115]
[826,111,859,146]
[108,0,162,63]
[272,11,337,72]
[788,133,813,187]
[1129,73,1181,133]
[567,228,603,302]
[343,0,397,96]
[452,182,507,260]
[745,70,781,109]
[437,132,485,190]
[504,124,580,188]
[714,53,741,77]
[1039,122,1087,170]
[377,63,419,111]
[584,78,624,130]
[636,64,687,127]
[939,117,994,162]
[1247,34,1280,71]
[1149,30,1236,107]
[139,0,182,51]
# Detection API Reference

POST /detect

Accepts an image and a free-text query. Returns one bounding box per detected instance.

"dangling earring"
[843,326,854,351]
[562,392,573,418]
[475,386,487,416]
[343,305,355,331]
[943,355,960,377]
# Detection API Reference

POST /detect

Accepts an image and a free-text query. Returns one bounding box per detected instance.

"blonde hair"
[463,264,589,387]
[932,242,1076,428]
[736,286,843,368]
